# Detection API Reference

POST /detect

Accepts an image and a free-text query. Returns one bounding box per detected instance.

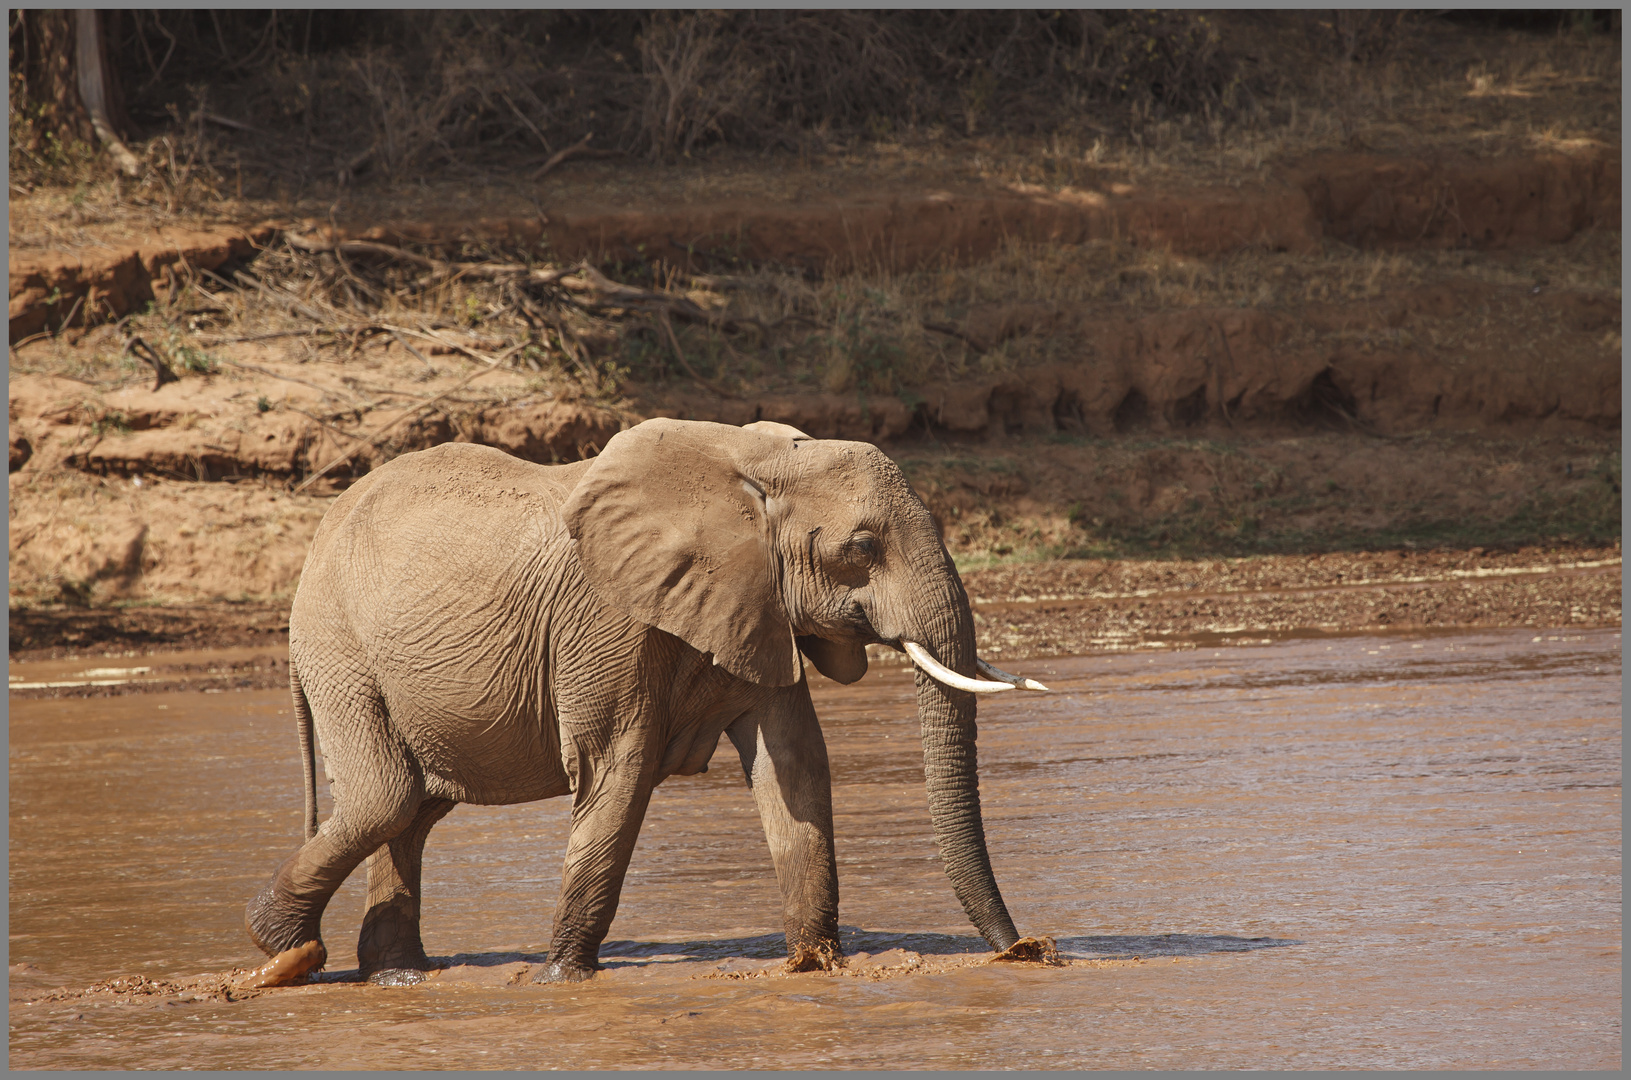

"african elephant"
[242,417,1046,987]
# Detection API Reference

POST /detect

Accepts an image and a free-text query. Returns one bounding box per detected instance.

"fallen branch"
[55,294,85,336]
[687,272,751,292]
[922,320,986,351]
[202,111,257,134]
[500,92,553,154]
[8,331,55,352]
[558,264,725,327]
[293,362,504,494]
[284,233,443,270]
[232,269,330,323]
[197,328,360,347]
[376,324,521,367]
[212,357,359,400]
[282,233,572,288]
[659,311,738,399]
[388,329,438,374]
[283,405,368,445]
[123,336,179,391]
[530,133,595,181]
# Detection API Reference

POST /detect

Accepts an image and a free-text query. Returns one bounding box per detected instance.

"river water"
[9,628,1621,1069]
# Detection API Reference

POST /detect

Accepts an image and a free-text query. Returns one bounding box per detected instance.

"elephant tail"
[289,663,319,842]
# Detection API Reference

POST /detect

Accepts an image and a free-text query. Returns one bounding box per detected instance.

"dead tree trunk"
[13,10,93,147]
[13,9,138,174]
[74,10,139,174]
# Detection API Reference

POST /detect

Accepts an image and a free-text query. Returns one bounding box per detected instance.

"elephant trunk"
[910,562,1021,953]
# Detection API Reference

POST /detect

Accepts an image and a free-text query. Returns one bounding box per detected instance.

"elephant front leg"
[536,733,657,984]
[728,683,842,971]
[358,797,456,986]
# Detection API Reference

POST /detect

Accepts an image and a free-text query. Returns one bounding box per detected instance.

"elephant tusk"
[903,641,1016,694]
[976,659,1050,692]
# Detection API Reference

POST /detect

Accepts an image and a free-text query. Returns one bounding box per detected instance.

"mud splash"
[8,628,1621,1069]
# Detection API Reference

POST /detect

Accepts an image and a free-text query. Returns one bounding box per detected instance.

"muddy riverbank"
[7,628,1621,1068]
[8,543,1620,688]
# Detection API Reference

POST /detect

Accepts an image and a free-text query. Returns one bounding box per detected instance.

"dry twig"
[285,233,443,270]
[500,92,553,153]
[530,133,602,181]
[658,311,738,399]
[922,320,986,351]
[293,361,505,493]
[123,336,179,391]
[213,357,361,401]
[388,329,438,374]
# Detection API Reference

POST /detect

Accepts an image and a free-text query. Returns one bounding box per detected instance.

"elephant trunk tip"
[989,936,1064,966]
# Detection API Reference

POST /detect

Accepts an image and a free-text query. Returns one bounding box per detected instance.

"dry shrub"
[1306,10,1420,64]
[640,220,1619,396]
[12,10,1619,195]
[18,10,1244,186]
[631,10,1239,157]
[91,11,639,189]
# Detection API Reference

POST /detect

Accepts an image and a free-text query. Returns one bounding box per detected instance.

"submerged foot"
[238,940,328,988]
[786,939,845,973]
[533,959,597,984]
[367,967,428,987]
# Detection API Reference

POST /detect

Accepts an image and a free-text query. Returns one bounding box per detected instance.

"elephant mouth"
[834,599,883,644]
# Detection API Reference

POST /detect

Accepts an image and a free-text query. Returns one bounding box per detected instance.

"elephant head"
[561,417,1038,952]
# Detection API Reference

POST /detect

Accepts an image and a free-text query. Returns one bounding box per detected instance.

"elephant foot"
[786,939,845,973]
[367,967,428,987]
[989,936,1063,966]
[357,937,431,985]
[237,940,327,988]
[532,959,598,984]
[244,880,317,961]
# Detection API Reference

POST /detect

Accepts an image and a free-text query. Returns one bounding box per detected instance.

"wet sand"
[8,628,1621,1069]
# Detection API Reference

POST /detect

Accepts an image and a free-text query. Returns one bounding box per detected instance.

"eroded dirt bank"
[9,264,1619,492]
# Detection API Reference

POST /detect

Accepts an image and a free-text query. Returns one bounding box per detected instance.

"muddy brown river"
[8,628,1621,1069]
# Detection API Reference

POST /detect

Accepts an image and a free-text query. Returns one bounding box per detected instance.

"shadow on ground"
[296,928,1299,981]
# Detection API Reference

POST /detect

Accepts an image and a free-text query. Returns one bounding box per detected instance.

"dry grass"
[640,222,1619,394]
[900,432,1623,566]
[13,211,1613,410]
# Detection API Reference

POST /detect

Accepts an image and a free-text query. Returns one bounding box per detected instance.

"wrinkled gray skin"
[245,418,1021,986]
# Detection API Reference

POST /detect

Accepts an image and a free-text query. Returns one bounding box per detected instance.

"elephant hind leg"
[358,796,456,985]
[243,714,426,986]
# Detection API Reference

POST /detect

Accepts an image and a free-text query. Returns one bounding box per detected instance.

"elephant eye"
[845,533,880,566]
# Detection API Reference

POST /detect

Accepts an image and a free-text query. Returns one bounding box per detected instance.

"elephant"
[241,417,1048,988]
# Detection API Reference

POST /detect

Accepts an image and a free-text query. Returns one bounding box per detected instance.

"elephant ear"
[797,635,869,685]
[561,418,802,687]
